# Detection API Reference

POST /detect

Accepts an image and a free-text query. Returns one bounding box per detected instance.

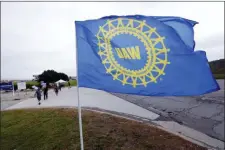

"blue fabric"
[0,82,13,91]
[75,15,219,96]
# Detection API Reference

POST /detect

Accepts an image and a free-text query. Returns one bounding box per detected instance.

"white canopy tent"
[32,85,38,90]
[55,79,67,84]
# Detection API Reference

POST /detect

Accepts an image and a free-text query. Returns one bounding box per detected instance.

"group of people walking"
[34,82,62,105]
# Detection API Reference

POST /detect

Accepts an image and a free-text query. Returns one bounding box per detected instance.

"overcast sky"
[1,2,224,80]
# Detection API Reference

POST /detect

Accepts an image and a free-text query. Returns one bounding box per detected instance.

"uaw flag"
[75,15,220,96]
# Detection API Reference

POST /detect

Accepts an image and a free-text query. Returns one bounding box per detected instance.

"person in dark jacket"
[54,84,58,96]
[43,85,48,100]
[35,87,42,105]
[68,81,71,89]
[58,83,61,91]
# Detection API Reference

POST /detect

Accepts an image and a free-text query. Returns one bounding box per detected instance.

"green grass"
[1,108,206,150]
[13,81,39,86]
[26,81,40,85]
[64,79,77,86]
[13,81,40,90]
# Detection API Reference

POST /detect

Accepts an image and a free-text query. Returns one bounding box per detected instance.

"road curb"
[152,121,224,150]
[88,108,224,150]
[84,107,224,150]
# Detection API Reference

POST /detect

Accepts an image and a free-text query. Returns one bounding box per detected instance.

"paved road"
[112,79,224,142]
[1,89,59,110]
[3,87,159,120]
[1,91,34,110]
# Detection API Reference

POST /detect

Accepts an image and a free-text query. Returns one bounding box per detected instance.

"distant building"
[70,76,77,80]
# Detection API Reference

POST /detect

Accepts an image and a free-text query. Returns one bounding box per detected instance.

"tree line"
[36,70,69,83]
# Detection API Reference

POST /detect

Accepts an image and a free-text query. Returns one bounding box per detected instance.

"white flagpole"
[76,38,84,150]
[77,81,84,150]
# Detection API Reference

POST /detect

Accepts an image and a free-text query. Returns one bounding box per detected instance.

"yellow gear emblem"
[96,18,170,87]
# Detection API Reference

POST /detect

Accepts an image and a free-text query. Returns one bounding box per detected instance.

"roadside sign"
[17,82,26,90]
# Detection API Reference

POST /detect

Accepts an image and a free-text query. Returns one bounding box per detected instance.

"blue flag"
[75,15,220,96]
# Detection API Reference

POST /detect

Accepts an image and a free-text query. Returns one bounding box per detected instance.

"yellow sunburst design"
[96,18,170,87]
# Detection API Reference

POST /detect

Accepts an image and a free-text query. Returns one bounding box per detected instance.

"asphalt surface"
[1,90,36,110]
[3,87,159,121]
[112,79,224,142]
